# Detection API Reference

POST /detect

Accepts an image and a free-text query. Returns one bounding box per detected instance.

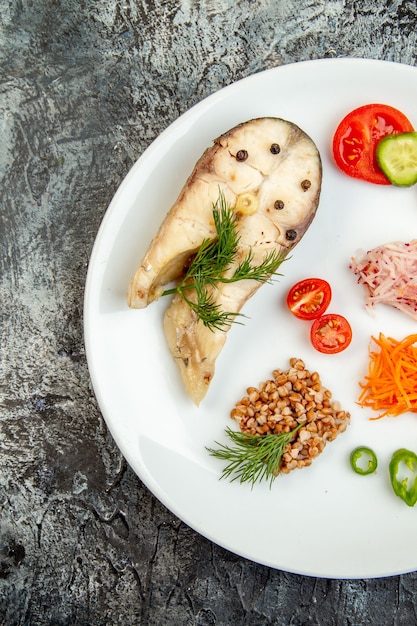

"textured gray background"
[1,1,417,624]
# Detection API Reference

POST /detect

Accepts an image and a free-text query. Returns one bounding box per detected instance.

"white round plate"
[84,58,417,579]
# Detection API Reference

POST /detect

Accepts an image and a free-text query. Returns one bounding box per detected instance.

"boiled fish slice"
[128,117,322,404]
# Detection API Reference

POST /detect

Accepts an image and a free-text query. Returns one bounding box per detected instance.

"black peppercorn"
[270,143,280,154]
[274,200,285,210]
[285,229,297,241]
[301,179,311,191]
[236,149,248,161]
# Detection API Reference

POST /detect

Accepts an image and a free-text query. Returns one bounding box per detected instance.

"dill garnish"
[206,424,302,488]
[162,191,285,331]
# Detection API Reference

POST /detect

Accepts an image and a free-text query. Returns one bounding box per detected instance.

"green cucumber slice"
[376,131,417,187]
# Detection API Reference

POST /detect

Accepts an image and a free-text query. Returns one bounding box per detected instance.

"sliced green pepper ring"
[389,448,417,507]
[350,446,378,475]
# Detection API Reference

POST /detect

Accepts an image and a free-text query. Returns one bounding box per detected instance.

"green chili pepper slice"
[389,448,417,507]
[350,446,378,475]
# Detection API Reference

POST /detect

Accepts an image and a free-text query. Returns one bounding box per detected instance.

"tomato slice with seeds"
[332,104,414,185]
[310,314,352,354]
[286,278,332,321]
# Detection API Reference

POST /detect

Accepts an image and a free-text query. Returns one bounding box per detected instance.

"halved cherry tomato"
[310,314,352,354]
[332,104,414,185]
[286,278,332,320]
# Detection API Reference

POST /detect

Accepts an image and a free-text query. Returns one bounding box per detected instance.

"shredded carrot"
[358,333,417,419]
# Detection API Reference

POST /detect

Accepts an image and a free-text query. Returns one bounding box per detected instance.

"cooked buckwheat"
[230,358,350,474]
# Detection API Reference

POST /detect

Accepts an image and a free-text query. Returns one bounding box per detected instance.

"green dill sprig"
[180,278,238,331]
[206,424,302,488]
[224,248,284,284]
[162,191,286,331]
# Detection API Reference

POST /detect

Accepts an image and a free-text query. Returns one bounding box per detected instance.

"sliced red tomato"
[286,278,332,320]
[310,314,352,354]
[332,104,414,185]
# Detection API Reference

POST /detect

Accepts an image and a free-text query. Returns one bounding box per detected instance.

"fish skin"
[128,117,322,404]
